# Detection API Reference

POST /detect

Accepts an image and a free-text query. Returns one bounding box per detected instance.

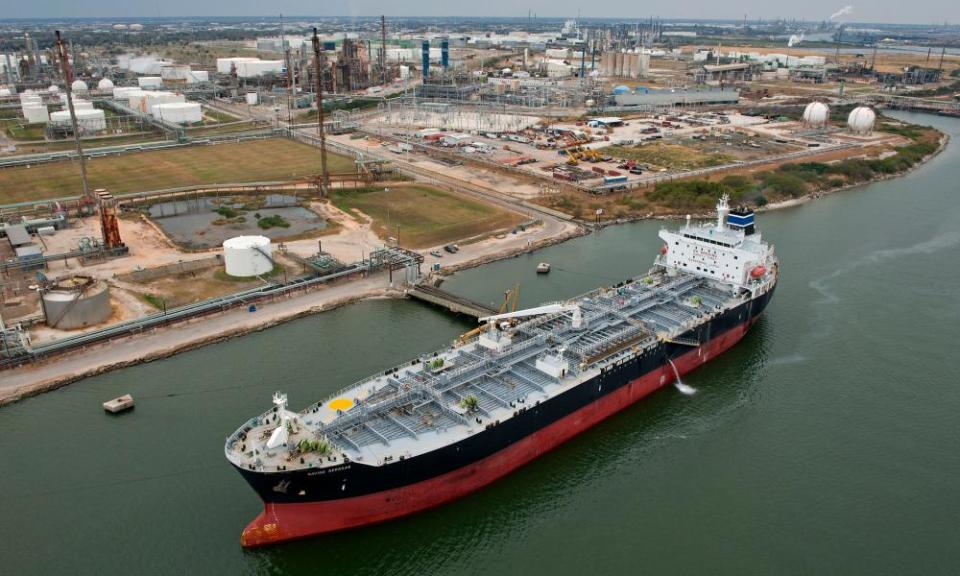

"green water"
[2,112,959,575]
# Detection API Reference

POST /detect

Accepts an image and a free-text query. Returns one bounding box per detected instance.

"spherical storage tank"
[71,79,88,93]
[97,78,115,90]
[802,101,830,127]
[847,106,876,135]
[41,276,111,330]
[223,235,273,277]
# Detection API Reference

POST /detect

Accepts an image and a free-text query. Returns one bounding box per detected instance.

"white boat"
[536,262,551,274]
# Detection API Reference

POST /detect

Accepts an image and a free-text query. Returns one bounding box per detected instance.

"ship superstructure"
[226,195,777,547]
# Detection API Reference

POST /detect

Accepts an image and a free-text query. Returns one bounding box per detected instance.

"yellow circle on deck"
[329,398,354,411]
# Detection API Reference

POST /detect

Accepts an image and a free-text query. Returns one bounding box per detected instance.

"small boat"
[103,394,135,414]
[536,262,551,274]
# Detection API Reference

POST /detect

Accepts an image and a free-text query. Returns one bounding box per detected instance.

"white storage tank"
[137,76,163,88]
[50,109,107,133]
[97,78,115,90]
[23,104,49,124]
[847,106,876,135]
[71,79,88,92]
[41,276,112,330]
[802,101,830,127]
[151,102,202,124]
[113,86,141,100]
[223,235,273,277]
[245,92,258,105]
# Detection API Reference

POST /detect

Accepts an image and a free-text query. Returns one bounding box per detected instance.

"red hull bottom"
[241,319,755,547]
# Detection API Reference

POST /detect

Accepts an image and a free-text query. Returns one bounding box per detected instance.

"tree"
[459,395,480,413]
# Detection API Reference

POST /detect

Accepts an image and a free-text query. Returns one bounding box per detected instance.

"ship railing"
[320,385,434,435]
[302,355,436,416]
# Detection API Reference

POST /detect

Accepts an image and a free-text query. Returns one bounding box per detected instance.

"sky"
[1,0,957,25]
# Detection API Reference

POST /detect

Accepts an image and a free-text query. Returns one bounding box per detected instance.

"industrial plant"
[0,13,957,374]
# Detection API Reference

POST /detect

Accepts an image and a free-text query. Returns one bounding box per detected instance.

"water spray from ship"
[667,358,697,396]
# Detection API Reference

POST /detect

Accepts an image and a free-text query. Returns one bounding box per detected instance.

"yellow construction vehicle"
[457,284,520,345]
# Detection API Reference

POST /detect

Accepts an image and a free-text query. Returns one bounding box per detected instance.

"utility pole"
[55,30,90,200]
[311,28,330,195]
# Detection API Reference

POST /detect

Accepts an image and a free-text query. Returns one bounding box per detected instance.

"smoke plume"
[829,5,853,20]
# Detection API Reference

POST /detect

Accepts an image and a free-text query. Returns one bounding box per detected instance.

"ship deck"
[225,269,750,473]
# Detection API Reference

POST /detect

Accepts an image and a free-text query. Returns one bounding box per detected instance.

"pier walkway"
[406,284,497,319]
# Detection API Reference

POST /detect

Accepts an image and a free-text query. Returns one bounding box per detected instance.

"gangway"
[407,284,497,319]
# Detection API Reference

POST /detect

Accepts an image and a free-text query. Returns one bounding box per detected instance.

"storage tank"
[97,78,114,90]
[137,76,163,88]
[223,236,273,277]
[245,92,258,105]
[50,109,106,132]
[71,79,88,92]
[41,276,111,330]
[847,106,876,135]
[802,101,830,127]
[151,102,202,124]
[23,104,48,124]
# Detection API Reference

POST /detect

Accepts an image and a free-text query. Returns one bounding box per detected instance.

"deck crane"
[456,284,519,345]
[477,302,584,351]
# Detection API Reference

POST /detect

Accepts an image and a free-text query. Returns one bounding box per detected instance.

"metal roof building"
[3,224,32,248]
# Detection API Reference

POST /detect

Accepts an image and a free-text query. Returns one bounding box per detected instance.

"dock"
[406,284,498,319]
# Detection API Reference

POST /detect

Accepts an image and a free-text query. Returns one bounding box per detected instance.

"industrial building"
[609,87,739,109]
[697,63,753,84]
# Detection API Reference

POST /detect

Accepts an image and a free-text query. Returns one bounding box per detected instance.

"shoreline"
[0,223,585,407]
[0,129,947,407]
[585,131,950,227]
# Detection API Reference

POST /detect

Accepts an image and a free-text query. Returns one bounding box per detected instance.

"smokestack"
[422,40,430,81]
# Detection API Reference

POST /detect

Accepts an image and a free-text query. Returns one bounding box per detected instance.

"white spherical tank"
[71,79,88,92]
[847,106,876,135]
[97,78,115,90]
[802,101,830,127]
[48,84,60,93]
[223,235,273,277]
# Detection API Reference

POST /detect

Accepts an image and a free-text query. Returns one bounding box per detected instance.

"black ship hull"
[237,285,775,546]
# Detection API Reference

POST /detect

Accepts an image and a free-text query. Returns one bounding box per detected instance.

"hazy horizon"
[2,1,958,26]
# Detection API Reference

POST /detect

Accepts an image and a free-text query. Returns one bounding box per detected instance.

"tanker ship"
[226,195,778,547]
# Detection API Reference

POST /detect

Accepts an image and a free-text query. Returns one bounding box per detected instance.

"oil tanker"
[226,195,778,547]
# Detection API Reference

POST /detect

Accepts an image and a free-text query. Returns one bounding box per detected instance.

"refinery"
[1,8,959,574]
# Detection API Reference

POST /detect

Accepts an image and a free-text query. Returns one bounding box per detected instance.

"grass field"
[329,186,525,249]
[606,142,733,170]
[0,138,355,204]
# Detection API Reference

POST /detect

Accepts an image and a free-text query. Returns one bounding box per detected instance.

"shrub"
[758,172,808,198]
[257,215,290,229]
[216,205,239,218]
